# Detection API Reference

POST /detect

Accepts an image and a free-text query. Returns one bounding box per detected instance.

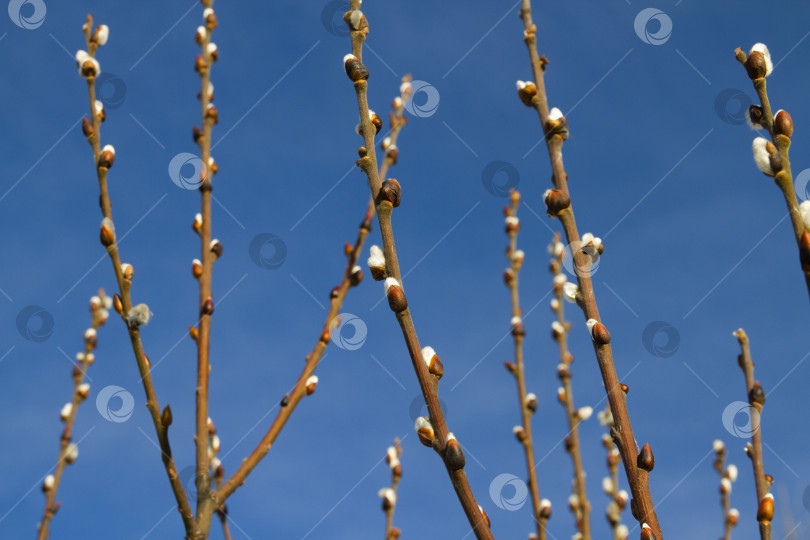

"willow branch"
[503,192,546,539]
[517,2,661,536]
[343,3,492,538]
[712,440,739,540]
[549,233,590,538]
[76,16,199,538]
[379,439,403,540]
[37,291,108,540]
[734,46,810,300]
[598,408,629,540]
[215,204,372,503]
[191,2,219,533]
[733,329,773,539]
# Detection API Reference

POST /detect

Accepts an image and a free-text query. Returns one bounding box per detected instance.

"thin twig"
[517,2,662,536]
[549,233,590,538]
[712,439,739,540]
[598,407,629,540]
[192,2,218,534]
[733,329,773,539]
[208,419,233,540]
[215,204,373,502]
[343,3,493,538]
[379,439,403,540]
[735,46,810,300]
[37,291,109,540]
[76,16,199,538]
[503,191,547,538]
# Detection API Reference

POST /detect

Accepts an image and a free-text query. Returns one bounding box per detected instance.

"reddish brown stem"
[215,203,373,503]
[518,2,661,535]
[733,329,771,540]
[345,3,492,537]
[504,193,546,538]
[78,16,199,538]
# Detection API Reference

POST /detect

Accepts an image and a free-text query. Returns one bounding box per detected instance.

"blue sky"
[2,1,810,538]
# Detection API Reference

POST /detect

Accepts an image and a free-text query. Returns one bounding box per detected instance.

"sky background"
[2,0,810,538]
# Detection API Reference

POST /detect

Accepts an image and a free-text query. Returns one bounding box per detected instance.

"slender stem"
[78,16,199,538]
[194,1,216,534]
[504,194,545,539]
[736,52,810,300]
[383,439,402,540]
[215,203,373,502]
[600,413,627,540]
[344,4,492,538]
[518,2,661,536]
[733,329,771,540]
[37,292,107,540]
[713,445,733,540]
[549,233,590,538]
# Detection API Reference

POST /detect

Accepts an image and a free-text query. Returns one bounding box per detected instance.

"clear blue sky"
[2,1,809,538]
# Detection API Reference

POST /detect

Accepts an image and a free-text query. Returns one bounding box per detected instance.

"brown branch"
[712,440,739,540]
[343,3,493,538]
[215,67,409,508]
[734,46,810,300]
[380,439,403,540]
[733,329,773,539]
[517,1,662,536]
[503,192,546,539]
[192,2,218,534]
[549,233,590,538]
[37,291,108,540]
[76,15,199,539]
[215,203,373,503]
[598,407,629,540]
